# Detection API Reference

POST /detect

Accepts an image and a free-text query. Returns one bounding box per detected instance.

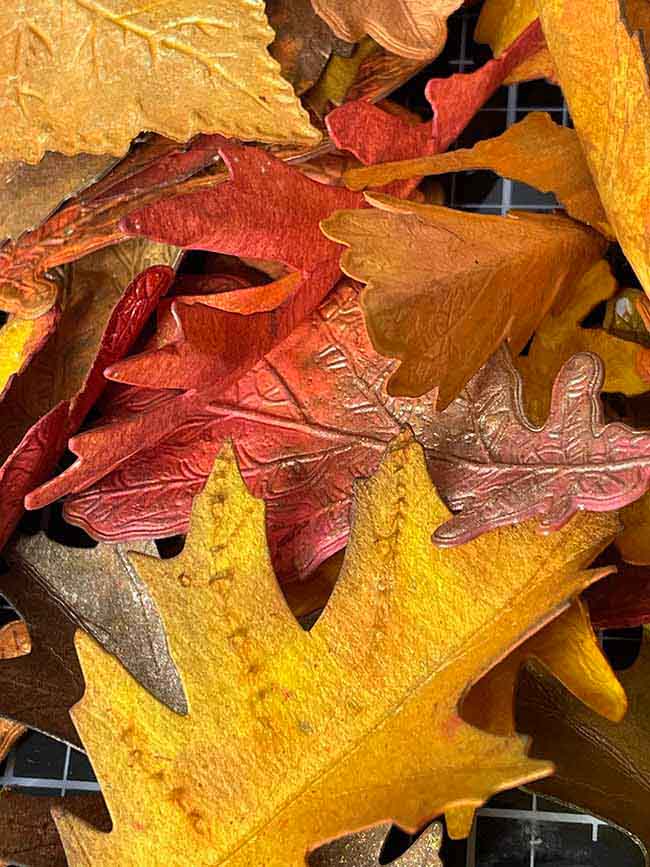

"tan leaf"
[0,0,319,164]
[320,193,605,403]
[55,435,617,864]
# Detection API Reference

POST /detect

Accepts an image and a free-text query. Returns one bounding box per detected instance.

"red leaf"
[585,553,650,629]
[2,266,174,548]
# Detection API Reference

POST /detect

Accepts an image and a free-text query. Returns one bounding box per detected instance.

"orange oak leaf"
[53,435,617,864]
[320,192,605,402]
[309,0,463,60]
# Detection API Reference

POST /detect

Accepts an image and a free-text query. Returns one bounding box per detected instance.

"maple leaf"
[517,627,650,857]
[321,192,605,402]
[310,0,463,60]
[428,345,650,546]
[515,259,650,425]
[10,533,186,714]
[0,308,57,402]
[0,791,109,867]
[536,0,650,298]
[54,435,617,864]
[0,0,318,165]
[308,823,442,866]
[0,620,30,759]
[344,111,610,235]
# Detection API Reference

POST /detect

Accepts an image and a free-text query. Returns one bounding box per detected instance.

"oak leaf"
[310,0,462,60]
[0,620,30,760]
[515,260,650,425]
[617,493,650,564]
[0,308,57,402]
[344,111,609,234]
[536,0,650,298]
[585,551,650,630]
[428,346,650,546]
[0,0,318,164]
[517,626,650,857]
[320,192,605,402]
[54,435,617,864]
[475,0,554,84]
[308,823,442,866]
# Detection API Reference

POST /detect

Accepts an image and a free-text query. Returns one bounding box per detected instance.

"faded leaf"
[344,111,609,234]
[11,534,187,714]
[585,552,650,629]
[310,0,462,60]
[0,0,318,164]
[55,436,617,863]
[0,309,57,402]
[428,346,650,546]
[0,620,30,760]
[536,0,650,297]
[515,260,650,425]
[517,626,650,858]
[308,823,442,866]
[321,192,605,402]
[0,792,110,867]
[0,153,115,241]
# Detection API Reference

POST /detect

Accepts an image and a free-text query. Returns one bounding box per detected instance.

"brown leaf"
[428,346,650,546]
[344,111,610,234]
[0,620,30,761]
[0,0,318,164]
[308,823,442,866]
[10,534,187,714]
[310,0,463,60]
[320,192,605,402]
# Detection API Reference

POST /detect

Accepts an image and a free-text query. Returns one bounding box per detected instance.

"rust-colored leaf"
[428,346,650,546]
[344,111,609,234]
[321,192,605,402]
[310,0,463,60]
[517,626,650,857]
[308,823,442,866]
[0,0,318,165]
[54,436,616,863]
[585,549,650,630]
[536,0,650,298]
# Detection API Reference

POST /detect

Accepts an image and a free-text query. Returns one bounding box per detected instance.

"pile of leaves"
[1,0,650,864]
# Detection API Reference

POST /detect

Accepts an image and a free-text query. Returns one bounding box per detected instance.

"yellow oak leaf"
[321,193,605,403]
[476,0,537,57]
[536,0,650,297]
[515,259,650,424]
[55,434,618,864]
[0,310,56,401]
[0,0,319,164]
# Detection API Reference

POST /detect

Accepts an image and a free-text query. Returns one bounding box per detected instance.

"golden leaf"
[0,309,56,401]
[536,0,650,297]
[344,112,609,234]
[475,0,553,83]
[310,0,462,61]
[617,493,650,564]
[321,193,605,403]
[0,0,319,164]
[55,434,618,864]
[515,259,650,424]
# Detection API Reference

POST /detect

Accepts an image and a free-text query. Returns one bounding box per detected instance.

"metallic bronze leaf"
[308,823,442,866]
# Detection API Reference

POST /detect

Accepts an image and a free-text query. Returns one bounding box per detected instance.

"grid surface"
[0,8,646,867]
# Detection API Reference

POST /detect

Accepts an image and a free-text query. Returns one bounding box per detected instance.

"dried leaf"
[308,823,442,866]
[585,552,650,629]
[0,792,110,867]
[428,346,650,546]
[306,37,379,115]
[0,263,175,551]
[515,260,650,425]
[268,0,353,95]
[536,0,650,297]
[0,620,30,760]
[603,287,650,346]
[310,0,462,60]
[0,0,318,164]
[54,436,617,863]
[0,309,57,402]
[321,192,605,402]
[463,598,627,736]
[617,493,650,564]
[0,153,115,241]
[344,111,609,234]
[10,534,187,714]
[517,626,650,857]
[476,0,537,57]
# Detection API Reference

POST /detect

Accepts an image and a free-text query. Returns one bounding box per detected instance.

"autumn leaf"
[310,0,462,60]
[585,551,650,630]
[0,791,109,867]
[308,823,442,866]
[0,308,57,402]
[54,435,617,863]
[10,533,186,714]
[320,192,605,402]
[475,0,554,84]
[617,493,650,564]
[344,111,610,234]
[536,0,650,298]
[0,0,318,164]
[429,346,650,546]
[515,259,650,424]
[0,620,30,760]
[517,627,650,856]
